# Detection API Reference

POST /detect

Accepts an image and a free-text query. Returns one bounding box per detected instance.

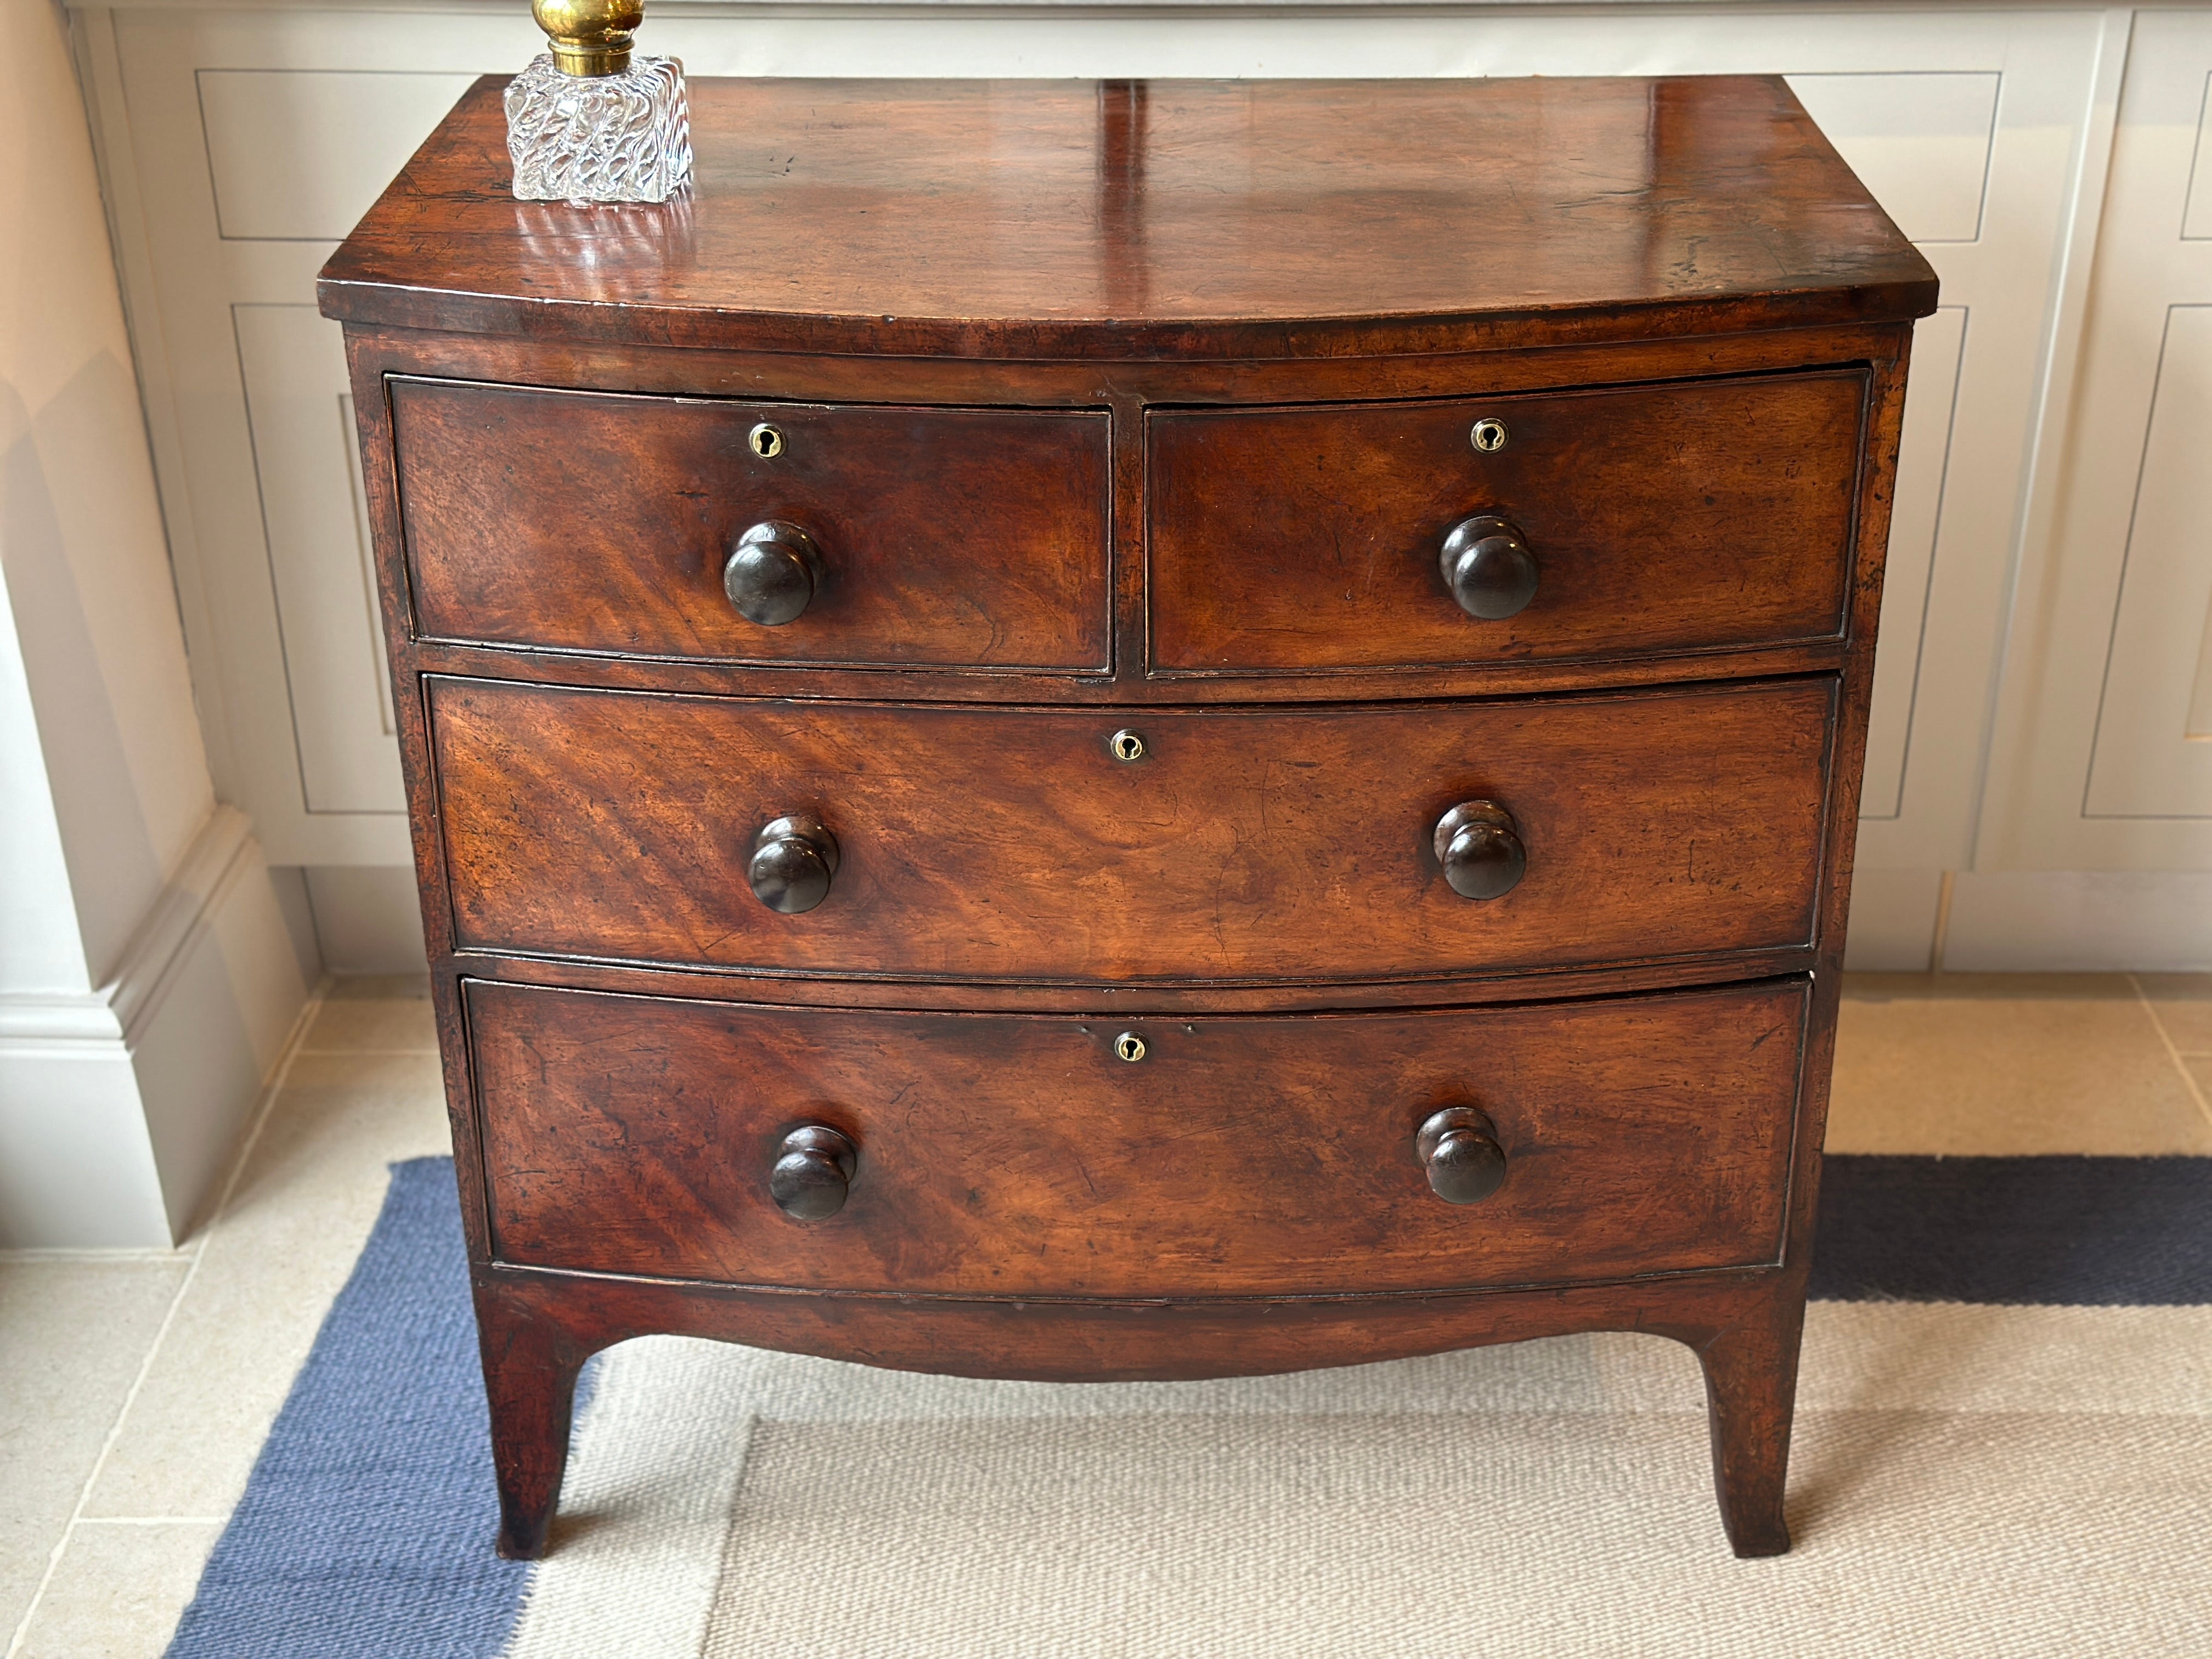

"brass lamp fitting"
[532,0,644,76]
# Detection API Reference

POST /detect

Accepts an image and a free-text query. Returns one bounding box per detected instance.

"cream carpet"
[499,1305,2212,1659]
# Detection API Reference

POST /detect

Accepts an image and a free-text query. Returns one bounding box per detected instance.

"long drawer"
[429,675,1834,983]
[390,378,1113,671]
[470,976,1807,1297]
[1147,370,1865,674]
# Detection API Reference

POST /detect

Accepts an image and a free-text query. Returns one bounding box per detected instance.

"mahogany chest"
[319,74,1936,1559]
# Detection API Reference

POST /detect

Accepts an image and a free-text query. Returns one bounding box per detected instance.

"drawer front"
[471,977,1805,1296]
[391,379,1113,670]
[431,676,1832,981]
[1147,370,1865,673]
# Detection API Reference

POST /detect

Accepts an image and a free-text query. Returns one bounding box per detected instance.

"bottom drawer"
[469,978,1808,1298]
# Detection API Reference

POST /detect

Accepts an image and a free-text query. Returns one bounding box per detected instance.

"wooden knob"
[1439,514,1538,619]
[1433,800,1526,900]
[724,520,823,626]
[769,1125,856,1220]
[748,814,839,913]
[1416,1107,1508,1205]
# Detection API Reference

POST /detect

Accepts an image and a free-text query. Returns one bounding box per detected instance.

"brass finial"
[532,0,644,76]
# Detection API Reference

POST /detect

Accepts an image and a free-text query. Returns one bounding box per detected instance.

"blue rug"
[165,1160,533,1659]
[161,1154,2212,1657]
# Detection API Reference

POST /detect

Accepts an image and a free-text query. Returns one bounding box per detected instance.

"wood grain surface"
[1148,369,1865,672]
[469,975,1807,1296]
[393,378,1113,670]
[468,1249,1807,1557]
[318,72,1931,1560]
[319,76,1936,359]
[428,676,1836,982]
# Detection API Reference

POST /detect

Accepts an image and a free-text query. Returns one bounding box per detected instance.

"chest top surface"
[318,74,1935,362]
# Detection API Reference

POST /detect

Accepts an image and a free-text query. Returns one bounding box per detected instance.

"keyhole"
[1470,417,1509,454]
[749,423,786,459]
[1110,730,1147,763]
[1114,1032,1147,1063]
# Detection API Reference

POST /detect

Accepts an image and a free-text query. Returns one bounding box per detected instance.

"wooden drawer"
[390,379,1113,671]
[430,675,1833,981]
[1147,370,1865,674]
[471,976,1805,1296]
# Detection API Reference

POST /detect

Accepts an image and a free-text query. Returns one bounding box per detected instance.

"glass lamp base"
[505,54,693,204]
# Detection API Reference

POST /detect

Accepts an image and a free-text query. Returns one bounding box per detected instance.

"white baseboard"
[1845,866,2212,974]
[1841,868,1945,971]
[0,806,310,1246]
[301,864,428,975]
[1943,871,2212,972]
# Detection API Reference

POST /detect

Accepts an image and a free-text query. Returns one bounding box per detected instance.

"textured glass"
[505,54,692,204]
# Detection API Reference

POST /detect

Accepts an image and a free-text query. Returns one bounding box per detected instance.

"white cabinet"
[1980,9,2212,871]
[65,0,2212,966]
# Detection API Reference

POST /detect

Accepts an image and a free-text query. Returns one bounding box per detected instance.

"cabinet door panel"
[1979,15,2212,868]
[234,303,404,814]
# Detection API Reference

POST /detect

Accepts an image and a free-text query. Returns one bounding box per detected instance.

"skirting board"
[1942,872,2212,973]
[0,806,311,1247]
[1847,868,2212,973]
[300,865,430,976]
[1842,870,1946,972]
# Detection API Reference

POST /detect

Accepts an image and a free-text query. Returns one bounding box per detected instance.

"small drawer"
[430,675,1833,983]
[470,977,1806,1297]
[1146,370,1865,674]
[390,378,1113,672]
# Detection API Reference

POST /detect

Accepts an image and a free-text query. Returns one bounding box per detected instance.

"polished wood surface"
[1438,514,1540,622]
[1416,1107,1511,1205]
[766,1125,857,1220]
[1432,800,1529,902]
[1148,370,1864,674]
[745,813,840,915]
[428,676,1834,983]
[348,320,1899,713]
[392,379,1112,670]
[320,76,1936,360]
[722,521,824,628]
[323,73,1928,1561]
[469,1252,1804,1559]
[470,977,1806,1296]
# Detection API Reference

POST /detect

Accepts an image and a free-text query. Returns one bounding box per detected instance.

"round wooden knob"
[748,814,839,913]
[1439,514,1538,619]
[769,1125,856,1220]
[1416,1107,1507,1205]
[1432,800,1526,900]
[724,520,823,626]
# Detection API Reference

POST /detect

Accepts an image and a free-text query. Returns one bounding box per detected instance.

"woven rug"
[164,1156,2212,1659]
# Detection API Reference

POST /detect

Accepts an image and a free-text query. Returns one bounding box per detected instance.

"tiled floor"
[2,972,2208,1657]
[1,977,445,1659]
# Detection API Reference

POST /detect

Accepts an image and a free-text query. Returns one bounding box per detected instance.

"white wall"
[0,0,310,1246]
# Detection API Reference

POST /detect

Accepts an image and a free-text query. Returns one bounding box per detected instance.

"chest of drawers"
[320,73,1935,1561]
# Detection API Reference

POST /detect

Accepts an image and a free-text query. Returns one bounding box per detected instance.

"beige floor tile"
[2138,972,2212,1054]
[82,1052,451,1521]
[2186,1055,2212,1109]
[0,1260,186,1641]
[14,1521,220,1659]
[299,990,438,1053]
[1827,973,2212,1154]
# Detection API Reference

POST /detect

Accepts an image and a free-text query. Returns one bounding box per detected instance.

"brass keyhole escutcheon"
[1110,730,1147,763]
[1470,417,1509,454]
[1114,1032,1147,1063]
[749,422,786,459]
